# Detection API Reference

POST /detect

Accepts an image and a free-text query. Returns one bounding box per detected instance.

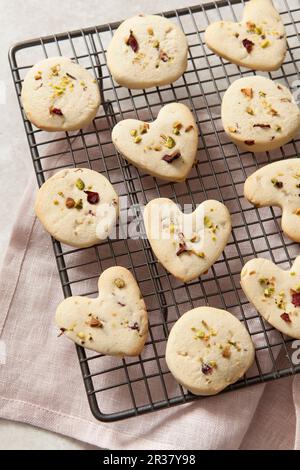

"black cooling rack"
[9,0,300,422]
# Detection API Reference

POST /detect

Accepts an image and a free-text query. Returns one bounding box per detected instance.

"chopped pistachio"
[53,199,59,205]
[185,125,194,132]
[246,106,255,115]
[222,345,231,358]
[77,332,86,339]
[134,136,142,144]
[153,145,162,151]
[290,272,296,277]
[204,216,213,228]
[152,39,160,48]
[169,223,175,234]
[147,26,154,35]
[194,330,205,339]
[130,129,137,137]
[75,178,85,190]
[209,360,217,368]
[275,125,282,132]
[58,191,64,197]
[114,278,125,288]
[173,128,180,135]
[164,136,176,149]
[65,197,75,209]
[261,39,270,48]
[259,91,266,97]
[74,199,83,210]
[255,26,263,35]
[140,123,149,134]
[264,286,275,297]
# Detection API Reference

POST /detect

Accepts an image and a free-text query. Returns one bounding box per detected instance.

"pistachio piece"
[75,178,85,190]
[74,199,83,210]
[66,197,75,209]
[114,278,125,288]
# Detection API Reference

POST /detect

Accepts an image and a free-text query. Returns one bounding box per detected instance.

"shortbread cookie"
[21,57,101,131]
[107,15,188,89]
[222,76,300,152]
[56,266,148,356]
[205,0,286,71]
[35,168,118,248]
[112,103,198,182]
[244,159,300,242]
[241,257,300,339]
[143,198,231,282]
[166,307,255,395]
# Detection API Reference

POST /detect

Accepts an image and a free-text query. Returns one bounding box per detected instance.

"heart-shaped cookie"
[244,159,300,242]
[112,103,198,182]
[222,76,300,152]
[241,256,300,339]
[143,198,231,282]
[55,266,148,356]
[205,0,286,71]
[106,14,188,89]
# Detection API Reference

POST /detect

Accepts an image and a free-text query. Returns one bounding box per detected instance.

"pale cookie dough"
[166,307,255,395]
[143,198,231,282]
[107,14,188,89]
[222,76,300,152]
[241,257,300,339]
[112,103,198,182]
[21,57,101,131]
[56,266,148,356]
[35,168,118,248]
[205,0,286,71]
[244,159,300,242]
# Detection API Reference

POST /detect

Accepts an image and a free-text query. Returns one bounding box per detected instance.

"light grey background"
[0,0,203,451]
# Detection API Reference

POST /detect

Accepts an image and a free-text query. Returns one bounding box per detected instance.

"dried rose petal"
[253,124,271,129]
[244,140,255,146]
[242,38,254,53]
[126,30,139,53]
[159,50,169,62]
[84,190,100,204]
[162,152,181,163]
[176,242,187,256]
[58,328,66,337]
[291,290,300,307]
[50,107,63,116]
[201,363,213,375]
[89,318,103,328]
[280,312,292,323]
[129,322,140,332]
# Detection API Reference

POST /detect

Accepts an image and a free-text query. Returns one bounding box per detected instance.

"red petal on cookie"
[126,30,139,53]
[242,38,254,53]
[201,363,213,375]
[84,190,100,204]
[244,140,255,146]
[253,124,271,129]
[50,107,63,116]
[280,312,292,323]
[291,290,300,307]
[162,152,181,163]
[176,242,187,256]
[159,50,169,62]
[129,322,140,332]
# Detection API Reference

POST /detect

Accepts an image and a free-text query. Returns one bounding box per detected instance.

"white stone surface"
[0,0,201,451]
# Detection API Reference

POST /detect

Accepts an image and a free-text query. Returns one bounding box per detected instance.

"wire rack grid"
[9,0,300,422]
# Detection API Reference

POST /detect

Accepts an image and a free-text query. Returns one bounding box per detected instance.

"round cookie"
[56,266,148,357]
[241,256,300,339]
[221,76,300,152]
[112,103,198,182]
[205,0,286,72]
[35,168,118,248]
[166,307,255,395]
[107,14,188,89]
[21,57,101,131]
[244,158,300,242]
[143,198,231,282]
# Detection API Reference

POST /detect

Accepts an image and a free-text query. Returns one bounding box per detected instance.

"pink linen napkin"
[0,176,299,450]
